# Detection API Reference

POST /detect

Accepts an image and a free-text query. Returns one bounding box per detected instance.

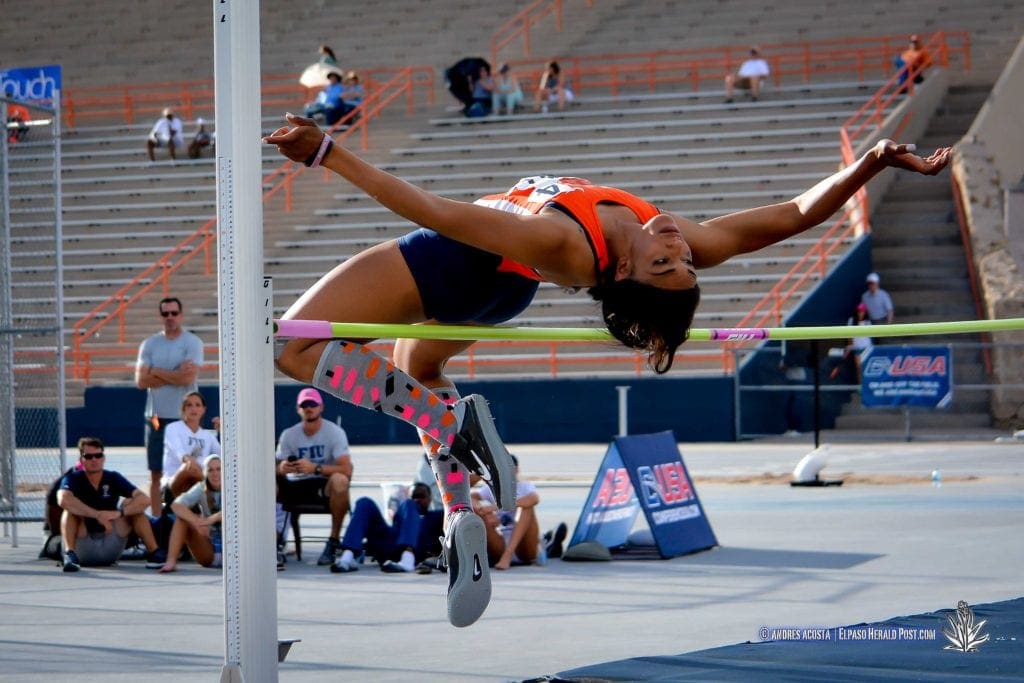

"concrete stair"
[833,84,995,432]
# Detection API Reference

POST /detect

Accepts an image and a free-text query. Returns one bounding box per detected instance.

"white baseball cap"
[866,272,880,283]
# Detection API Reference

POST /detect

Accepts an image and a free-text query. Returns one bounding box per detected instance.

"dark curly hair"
[588,270,701,374]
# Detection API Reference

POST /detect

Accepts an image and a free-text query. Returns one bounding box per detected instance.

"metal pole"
[733,349,742,440]
[214,1,278,680]
[0,100,16,538]
[615,385,630,436]
[52,93,67,473]
[812,340,821,449]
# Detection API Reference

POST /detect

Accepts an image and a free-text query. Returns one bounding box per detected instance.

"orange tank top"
[473,176,660,282]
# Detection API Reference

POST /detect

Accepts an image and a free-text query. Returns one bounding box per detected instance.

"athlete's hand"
[263,113,325,163]
[873,139,951,175]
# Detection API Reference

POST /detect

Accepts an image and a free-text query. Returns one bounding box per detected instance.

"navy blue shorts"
[397,229,539,324]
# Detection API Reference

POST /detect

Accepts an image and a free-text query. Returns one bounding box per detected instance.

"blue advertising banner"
[568,431,718,559]
[0,65,63,103]
[861,345,953,408]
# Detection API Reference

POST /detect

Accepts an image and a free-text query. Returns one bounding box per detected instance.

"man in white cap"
[146,107,185,161]
[861,272,894,324]
[187,117,212,159]
[276,387,353,566]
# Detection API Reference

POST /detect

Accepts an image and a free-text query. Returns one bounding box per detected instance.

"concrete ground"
[1,435,1022,682]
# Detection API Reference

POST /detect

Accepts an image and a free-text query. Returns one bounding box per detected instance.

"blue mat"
[542,597,1024,682]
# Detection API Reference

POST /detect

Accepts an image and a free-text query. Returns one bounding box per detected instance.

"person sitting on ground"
[467,63,494,117]
[161,391,221,510]
[533,61,570,112]
[304,71,346,125]
[39,463,82,562]
[264,110,950,626]
[331,482,444,573]
[187,118,213,158]
[158,456,223,573]
[57,436,166,572]
[146,107,185,162]
[493,63,524,116]
[275,387,353,567]
[725,47,770,103]
[472,455,567,569]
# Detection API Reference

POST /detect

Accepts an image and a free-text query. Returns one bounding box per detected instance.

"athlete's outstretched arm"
[679,139,951,269]
[263,114,592,281]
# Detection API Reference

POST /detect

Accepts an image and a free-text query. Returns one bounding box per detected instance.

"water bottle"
[931,469,942,488]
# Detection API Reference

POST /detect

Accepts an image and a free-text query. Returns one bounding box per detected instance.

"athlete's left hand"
[874,139,952,175]
[263,113,325,163]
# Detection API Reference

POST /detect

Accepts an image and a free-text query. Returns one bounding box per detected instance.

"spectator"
[895,34,933,87]
[331,482,443,573]
[861,272,894,324]
[39,463,82,562]
[146,107,185,162]
[161,391,221,507]
[493,63,523,116]
[4,90,31,143]
[533,61,571,113]
[135,297,204,517]
[831,303,873,381]
[265,114,951,625]
[304,71,346,126]
[724,47,770,103]
[276,387,353,566]
[187,118,213,159]
[467,63,494,117]
[472,455,567,569]
[339,71,365,119]
[318,44,338,68]
[158,455,223,573]
[57,436,166,572]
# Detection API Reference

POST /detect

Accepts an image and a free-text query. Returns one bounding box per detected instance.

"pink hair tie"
[305,133,334,168]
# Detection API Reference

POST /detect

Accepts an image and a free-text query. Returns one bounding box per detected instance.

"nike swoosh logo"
[472,555,482,581]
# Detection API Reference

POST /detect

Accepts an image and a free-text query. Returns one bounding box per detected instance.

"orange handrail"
[723,31,967,363]
[502,31,968,98]
[950,167,992,376]
[490,0,564,67]
[60,65,434,128]
[71,69,427,379]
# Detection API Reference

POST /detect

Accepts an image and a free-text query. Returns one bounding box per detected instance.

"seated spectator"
[57,436,166,572]
[533,61,571,113]
[5,91,31,143]
[831,303,873,381]
[161,391,221,507]
[187,118,213,159]
[276,387,352,566]
[465,63,494,117]
[725,47,770,103]
[339,71,365,119]
[895,34,933,87]
[39,463,81,561]
[493,63,524,116]
[146,107,185,162]
[472,454,567,569]
[304,71,346,126]
[158,456,223,573]
[318,44,338,68]
[331,482,443,573]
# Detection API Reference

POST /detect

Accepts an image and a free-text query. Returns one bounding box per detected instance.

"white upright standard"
[213,1,278,681]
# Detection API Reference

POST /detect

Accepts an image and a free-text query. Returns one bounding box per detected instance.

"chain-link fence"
[1,95,66,539]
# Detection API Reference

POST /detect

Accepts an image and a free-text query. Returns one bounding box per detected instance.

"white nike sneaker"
[443,509,491,628]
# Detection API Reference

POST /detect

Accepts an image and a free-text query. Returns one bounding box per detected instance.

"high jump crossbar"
[274,318,1024,343]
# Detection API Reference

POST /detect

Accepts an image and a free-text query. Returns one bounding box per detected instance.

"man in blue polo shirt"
[58,437,166,572]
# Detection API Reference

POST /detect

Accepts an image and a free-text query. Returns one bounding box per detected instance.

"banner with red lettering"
[861,345,953,408]
[567,431,718,559]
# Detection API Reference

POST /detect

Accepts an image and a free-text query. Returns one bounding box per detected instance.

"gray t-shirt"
[175,480,221,519]
[136,330,204,418]
[276,420,350,481]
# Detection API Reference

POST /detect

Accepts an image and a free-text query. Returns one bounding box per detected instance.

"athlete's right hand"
[263,113,325,163]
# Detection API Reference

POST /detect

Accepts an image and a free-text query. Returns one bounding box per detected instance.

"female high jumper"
[264,113,950,626]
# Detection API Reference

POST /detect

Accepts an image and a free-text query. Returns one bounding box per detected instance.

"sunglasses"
[299,401,320,409]
[160,310,181,317]
[81,452,104,460]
